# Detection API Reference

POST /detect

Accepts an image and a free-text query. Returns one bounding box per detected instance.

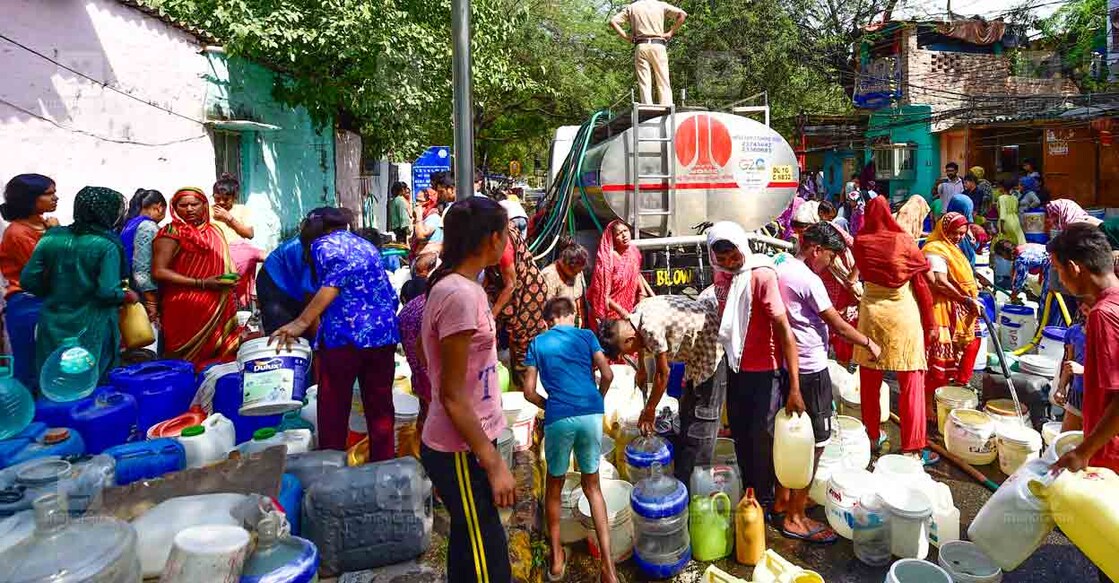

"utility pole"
[452,0,474,201]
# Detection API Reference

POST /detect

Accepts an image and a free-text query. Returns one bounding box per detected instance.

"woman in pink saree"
[588,220,652,330]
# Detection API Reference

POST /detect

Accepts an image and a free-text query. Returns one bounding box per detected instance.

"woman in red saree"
[589,220,652,330]
[152,188,241,370]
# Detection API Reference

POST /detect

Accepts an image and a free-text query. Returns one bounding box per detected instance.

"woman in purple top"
[271,207,400,462]
[398,277,432,412]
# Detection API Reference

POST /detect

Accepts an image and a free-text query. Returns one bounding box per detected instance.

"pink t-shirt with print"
[420,273,507,452]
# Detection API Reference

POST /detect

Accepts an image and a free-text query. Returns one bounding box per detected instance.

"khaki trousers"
[635,43,672,105]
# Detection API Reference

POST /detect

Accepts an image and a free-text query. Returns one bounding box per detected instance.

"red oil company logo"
[675,113,733,175]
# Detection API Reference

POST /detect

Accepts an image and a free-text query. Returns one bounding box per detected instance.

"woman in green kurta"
[21,186,138,380]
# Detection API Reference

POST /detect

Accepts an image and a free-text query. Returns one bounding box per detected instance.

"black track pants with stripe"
[422,444,512,583]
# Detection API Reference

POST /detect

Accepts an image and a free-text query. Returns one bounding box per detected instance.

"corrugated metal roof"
[112,0,220,45]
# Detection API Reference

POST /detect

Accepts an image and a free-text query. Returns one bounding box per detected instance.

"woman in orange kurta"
[1,174,59,390]
[152,188,241,370]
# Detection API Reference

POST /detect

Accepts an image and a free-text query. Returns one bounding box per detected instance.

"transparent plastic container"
[39,337,98,403]
[0,492,141,582]
[625,435,673,485]
[630,463,691,579]
[0,356,34,441]
[852,493,892,567]
[0,455,116,516]
[239,515,319,583]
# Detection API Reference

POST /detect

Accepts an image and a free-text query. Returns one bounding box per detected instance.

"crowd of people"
[4,162,1119,582]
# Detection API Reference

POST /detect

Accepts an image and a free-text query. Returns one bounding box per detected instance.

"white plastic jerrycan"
[774,410,815,490]
[177,413,236,468]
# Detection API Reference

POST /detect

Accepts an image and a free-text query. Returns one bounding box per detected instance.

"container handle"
[711,491,732,518]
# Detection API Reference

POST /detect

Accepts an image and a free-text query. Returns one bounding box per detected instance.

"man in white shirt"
[936,162,964,213]
[610,0,687,105]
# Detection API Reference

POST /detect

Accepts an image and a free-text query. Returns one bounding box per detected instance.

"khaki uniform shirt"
[611,0,685,39]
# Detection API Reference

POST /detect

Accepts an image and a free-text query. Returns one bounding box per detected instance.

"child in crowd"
[523,297,618,583]
[1055,302,1091,432]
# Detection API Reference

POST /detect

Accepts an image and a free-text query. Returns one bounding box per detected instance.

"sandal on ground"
[546,548,566,582]
[780,523,838,544]
[906,449,941,466]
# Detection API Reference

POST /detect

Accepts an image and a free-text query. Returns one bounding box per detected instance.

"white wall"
[0,0,214,224]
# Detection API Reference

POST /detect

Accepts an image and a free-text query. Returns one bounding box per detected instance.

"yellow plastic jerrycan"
[1032,467,1119,580]
[735,487,766,566]
[751,549,825,583]
[774,410,815,490]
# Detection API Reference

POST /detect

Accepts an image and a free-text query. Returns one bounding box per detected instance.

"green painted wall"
[204,52,336,250]
[866,105,940,202]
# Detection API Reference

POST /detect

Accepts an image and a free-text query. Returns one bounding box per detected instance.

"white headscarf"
[792,200,820,225]
[706,221,774,373]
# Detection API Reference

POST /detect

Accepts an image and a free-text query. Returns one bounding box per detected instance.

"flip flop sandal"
[920,449,941,467]
[781,523,838,544]
[546,548,567,582]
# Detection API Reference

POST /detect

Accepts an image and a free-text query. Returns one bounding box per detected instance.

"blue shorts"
[543,414,603,478]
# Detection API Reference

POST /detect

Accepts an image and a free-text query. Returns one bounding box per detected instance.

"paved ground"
[354,375,1100,582]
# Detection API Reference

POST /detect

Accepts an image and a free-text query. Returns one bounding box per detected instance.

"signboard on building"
[1047,129,1070,156]
[411,146,451,192]
[854,57,901,109]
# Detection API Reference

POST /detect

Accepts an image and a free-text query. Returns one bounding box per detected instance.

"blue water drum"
[211,369,281,443]
[0,423,85,469]
[70,390,139,454]
[108,360,196,434]
[278,473,303,536]
[103,438,186,485]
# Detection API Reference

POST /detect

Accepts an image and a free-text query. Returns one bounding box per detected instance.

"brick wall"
[899,27,1078,132]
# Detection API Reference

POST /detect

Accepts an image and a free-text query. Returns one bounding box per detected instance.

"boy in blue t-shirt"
[523,297,617,583]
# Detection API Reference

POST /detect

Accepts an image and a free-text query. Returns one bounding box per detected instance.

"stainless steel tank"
[578,111,799,236]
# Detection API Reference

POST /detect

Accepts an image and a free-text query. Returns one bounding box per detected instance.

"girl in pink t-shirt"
[419,197,514,583]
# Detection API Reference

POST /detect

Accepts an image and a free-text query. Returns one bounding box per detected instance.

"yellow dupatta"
[922,213,978,347]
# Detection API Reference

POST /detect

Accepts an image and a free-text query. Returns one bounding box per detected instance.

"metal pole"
[452,0,474,201]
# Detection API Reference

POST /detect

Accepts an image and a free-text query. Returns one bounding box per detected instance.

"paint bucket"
[886,558,952,583]
[1036,327,1067,362]
[996,425,1043,475]
[934,386,979,435]
[936,540,1002,582]
[944,409,998,466]
[237,337,312,416]
[577,479,634,562]
[161,525,250,582]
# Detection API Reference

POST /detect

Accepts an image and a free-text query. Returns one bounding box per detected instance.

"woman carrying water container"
[419,197,514,583]
[270,207,400,461]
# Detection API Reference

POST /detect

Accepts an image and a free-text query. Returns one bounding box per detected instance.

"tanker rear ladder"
[629,99,676,240]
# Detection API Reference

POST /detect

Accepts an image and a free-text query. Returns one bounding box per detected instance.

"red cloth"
[926,336,982,391]
[714,269,786,372]
[157,188,241,370]
[1083,286,1119,471]
[861,367,926,453]
[854,197,930,289]
[588,220,643,329]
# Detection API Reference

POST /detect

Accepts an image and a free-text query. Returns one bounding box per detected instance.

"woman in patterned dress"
[485,224,548,390]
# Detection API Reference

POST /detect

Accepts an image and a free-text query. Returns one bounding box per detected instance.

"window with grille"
[211,130,243,179]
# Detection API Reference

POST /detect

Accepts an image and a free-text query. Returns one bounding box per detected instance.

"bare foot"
[549,546,565,580]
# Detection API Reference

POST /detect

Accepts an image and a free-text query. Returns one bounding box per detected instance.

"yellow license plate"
[653,268,695,287]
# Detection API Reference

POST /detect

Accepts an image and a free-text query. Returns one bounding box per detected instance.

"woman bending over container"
[0,174,58,390]
[22,187,138,381]
[271,207,400,461]
[420,197,514,583]
[152,188,241,370]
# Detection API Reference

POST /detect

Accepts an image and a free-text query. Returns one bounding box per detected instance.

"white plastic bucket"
[837,374,890,425]
[825,468,876,540]
[882,486,933,560]
[1043,430,1084,463]
[983,399,1029,435]
[996,425,1042,475]
[974,327,988,372]
[873,454,930,489]
[501,392,538,452]
[1041,422,1062,447]
[945,409,998,466]
[886,559,952,583]
[999,305,1036,353]
[934,386,979,436]
[812,416,871,505]
[161,525,250,582]
[576,479,634,562]
[937,541,1003,583]
[497,428,515,469]
[237,337,312,416]
[559,474,586,544]
[1036,327,1067,362]
[393,391,420,453]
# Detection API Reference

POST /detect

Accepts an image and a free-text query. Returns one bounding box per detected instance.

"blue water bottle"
[39,337,99,402]
[0,355,34,440]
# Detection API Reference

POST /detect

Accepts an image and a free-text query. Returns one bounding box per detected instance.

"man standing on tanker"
[609,0,687,105]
